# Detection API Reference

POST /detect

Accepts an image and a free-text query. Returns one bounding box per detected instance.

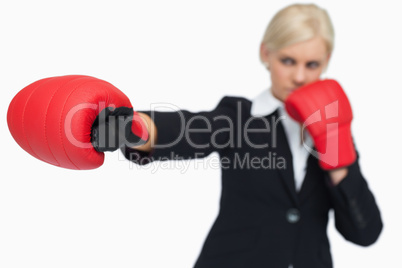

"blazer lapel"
[270,111,299,206]
[298,151,324,204]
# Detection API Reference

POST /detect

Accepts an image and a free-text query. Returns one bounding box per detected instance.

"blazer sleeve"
[121,96,238,165]
[325,153,383,246]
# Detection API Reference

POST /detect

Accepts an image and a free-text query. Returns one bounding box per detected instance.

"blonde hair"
[260,3,334,60]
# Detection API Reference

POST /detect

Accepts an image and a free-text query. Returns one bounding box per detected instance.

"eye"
[280,57,295,66]
[306,61,320,69]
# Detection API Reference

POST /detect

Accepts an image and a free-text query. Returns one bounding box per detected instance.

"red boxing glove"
[284,79,356,170]
[7,75,149,170]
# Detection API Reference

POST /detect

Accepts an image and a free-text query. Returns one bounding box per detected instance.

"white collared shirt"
[251,88,313,192]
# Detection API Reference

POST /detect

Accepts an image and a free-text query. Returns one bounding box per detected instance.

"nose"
[292,65,307,87]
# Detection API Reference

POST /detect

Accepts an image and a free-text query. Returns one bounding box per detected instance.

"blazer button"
[286,208,300,223]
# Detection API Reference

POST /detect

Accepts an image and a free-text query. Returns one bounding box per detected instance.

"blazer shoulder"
[216,95,252,114]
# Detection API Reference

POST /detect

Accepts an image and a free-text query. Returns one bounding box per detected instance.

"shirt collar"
[250,87,283,117]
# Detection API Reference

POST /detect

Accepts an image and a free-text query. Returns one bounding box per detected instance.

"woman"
[97,3,383,268]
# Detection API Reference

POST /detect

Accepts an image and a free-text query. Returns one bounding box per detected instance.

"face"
[260,36,330,102]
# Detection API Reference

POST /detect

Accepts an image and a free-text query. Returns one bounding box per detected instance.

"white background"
[1,0,401,267]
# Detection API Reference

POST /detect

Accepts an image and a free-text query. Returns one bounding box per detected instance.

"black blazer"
[123,96,383,268]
